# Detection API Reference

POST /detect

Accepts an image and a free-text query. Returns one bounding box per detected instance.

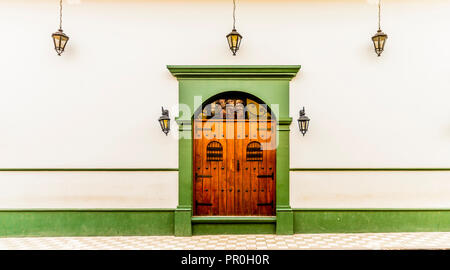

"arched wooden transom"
[196,97,271,120]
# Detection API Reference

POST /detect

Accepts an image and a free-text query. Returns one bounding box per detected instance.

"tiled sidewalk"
[0,232,449,250]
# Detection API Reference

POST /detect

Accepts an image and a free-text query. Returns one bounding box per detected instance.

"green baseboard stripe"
[1,208,449,237]
[192,224,276,235]
[0,209,175,237]
[191,216,277,235]
[293,209,450,233]
[0,168,178,172]
[290,168,450,171]
[191,216,276,224]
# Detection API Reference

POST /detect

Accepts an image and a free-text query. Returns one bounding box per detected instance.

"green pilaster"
[276,119,294,234]
[174,119,193,236]
[168,65,300,235]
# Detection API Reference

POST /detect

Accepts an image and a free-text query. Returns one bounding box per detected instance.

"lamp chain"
[233,0,236,29]
[59,0,63,30]
[378,0,381,30]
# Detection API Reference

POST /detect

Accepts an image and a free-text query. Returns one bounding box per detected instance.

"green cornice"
[277,118,293,125]
[167,65,301,80]
[175,117,191,124]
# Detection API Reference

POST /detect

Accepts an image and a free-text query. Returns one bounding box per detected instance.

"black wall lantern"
[158,107,170,136]
[372,0,388,57]
[52,0,69,56]
[226,0,242,56]
[297,107,310,136]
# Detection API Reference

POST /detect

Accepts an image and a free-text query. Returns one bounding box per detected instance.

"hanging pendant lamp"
[52,0,69,56]
[372,0,388,57]
[226,0,242,56]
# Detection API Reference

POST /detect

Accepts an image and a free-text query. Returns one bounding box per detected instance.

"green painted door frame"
[167,65,301,236]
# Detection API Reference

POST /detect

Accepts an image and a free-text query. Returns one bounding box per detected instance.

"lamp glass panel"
[159,119,169,131]
[373,35,386,51]
[228,34,240,48]
[373,37,380,50]
[299,120,309,131]
[60,36,68,49]
[232,35,239,47]
[379,38,386,49]
[52,37,58,49]
[227,35,233,48]
[53,34,68,53]
[53,35,61,48]
[164,119,169,130]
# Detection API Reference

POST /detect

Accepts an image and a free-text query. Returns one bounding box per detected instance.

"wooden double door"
[193,119,276,216]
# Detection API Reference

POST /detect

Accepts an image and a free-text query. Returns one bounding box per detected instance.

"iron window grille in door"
[206,141,223,161]
[246,141,263,161]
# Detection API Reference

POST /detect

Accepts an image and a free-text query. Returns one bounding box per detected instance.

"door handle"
[237,160,240,171]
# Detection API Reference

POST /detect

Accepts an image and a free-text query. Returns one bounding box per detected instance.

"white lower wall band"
[0,172,178,208]
[290,171,450,208]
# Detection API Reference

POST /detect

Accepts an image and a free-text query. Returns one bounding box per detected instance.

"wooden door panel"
[242,121,251,215]
[203,123,213,216]
[258,121,269,215]
[248,120,259,215]
[216,121,227,215]
[210,124,220,216]
[234,120,244,215]
[225,120,235,215]
[209,121,220,216]
[194,119,276,216]
[193,120,205,215]
[267,120,276,215]
[260,120,276,215]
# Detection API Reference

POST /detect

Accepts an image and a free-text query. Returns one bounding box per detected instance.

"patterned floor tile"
[0,232,449,250]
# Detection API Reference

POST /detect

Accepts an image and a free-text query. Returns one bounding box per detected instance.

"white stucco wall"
[0,172,178,208]
[0,0,448,208]
[290,171,450,208]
